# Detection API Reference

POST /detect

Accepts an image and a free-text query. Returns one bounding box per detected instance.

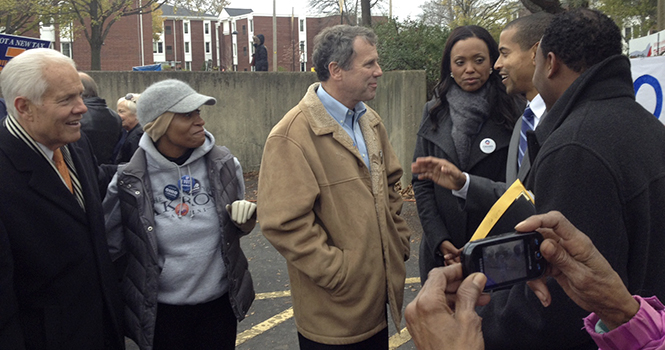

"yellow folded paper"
[469,179,535,242]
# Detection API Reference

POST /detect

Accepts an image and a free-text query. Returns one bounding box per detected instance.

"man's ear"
[530,42,539,66]
[547,52,559,79]
[14,97,33,121]
[328,61,342,81]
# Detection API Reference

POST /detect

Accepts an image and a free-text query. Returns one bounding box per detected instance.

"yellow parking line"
[255,277,419,301]
[405,277,421,285]
[389,328,412,349]
[236,307,294,346]
[255,290,291,300]
[241,278,420,347]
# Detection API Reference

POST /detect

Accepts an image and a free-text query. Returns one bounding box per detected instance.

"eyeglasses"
[184,109,201,118]
[125,93,137,102]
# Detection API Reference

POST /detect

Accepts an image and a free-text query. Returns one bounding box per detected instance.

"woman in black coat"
[413,25,521,283]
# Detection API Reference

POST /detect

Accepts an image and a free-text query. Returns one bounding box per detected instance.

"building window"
[205,23,209,34]
[165,25,172,35]
[625,27,632,39]
[242,25,246,35]
[186,62,191,70]
[166,45,173,55]
[185,42,190,53]
[300,19,304,32]
[206,42,210,53]
[243,46,247,56]
[184,22,189,34]
[61,42,72,58]
[153,42,163,53]
[250,19,253,32]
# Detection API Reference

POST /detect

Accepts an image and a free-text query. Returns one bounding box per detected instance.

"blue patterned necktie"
[518,106,535,168]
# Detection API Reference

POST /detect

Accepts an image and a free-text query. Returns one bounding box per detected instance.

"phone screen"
[481,239,527,288]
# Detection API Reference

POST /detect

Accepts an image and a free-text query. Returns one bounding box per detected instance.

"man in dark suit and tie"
[412,12,554,263]
[0,48,124,349]
[462,12,554,211]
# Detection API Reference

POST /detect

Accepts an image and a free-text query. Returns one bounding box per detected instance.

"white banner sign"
[629,29,665,57]
[631,56,665,122]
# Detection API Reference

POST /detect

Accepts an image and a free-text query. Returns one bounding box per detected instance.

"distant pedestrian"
[252,34,269,71]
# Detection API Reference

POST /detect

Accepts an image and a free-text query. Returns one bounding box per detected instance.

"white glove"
[225,200,256,225]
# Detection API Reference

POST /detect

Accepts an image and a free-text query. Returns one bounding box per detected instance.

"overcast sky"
[228,0,427,19]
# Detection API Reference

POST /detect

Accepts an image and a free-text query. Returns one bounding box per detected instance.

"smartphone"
[461,231,546,292]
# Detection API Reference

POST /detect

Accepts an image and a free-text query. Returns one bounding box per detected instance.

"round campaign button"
[179,175,193,193]
[479,138,496,154]
[190,179,201,195]
[175,203,189,216]
[163,184,179,200]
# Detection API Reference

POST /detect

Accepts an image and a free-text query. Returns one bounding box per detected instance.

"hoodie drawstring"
[177,166,184,218]
[176,164,196,219]
[187,165,194,218]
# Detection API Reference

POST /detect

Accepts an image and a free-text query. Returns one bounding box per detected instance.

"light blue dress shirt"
[316,85,371,170]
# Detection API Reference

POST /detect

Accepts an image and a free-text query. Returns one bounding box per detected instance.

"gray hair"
[79,72,99,98]
[1,48,76,117]
[117,93,140,114]
[312,25,377,81]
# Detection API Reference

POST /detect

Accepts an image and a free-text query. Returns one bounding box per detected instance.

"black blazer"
[412,101,513,282]
[0,126,124,349]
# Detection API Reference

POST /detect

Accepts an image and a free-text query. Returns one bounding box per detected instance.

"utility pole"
[659,0,665,31]
[291,8,295,72]
[273,0,277,71]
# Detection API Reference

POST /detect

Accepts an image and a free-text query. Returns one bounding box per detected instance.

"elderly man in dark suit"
[0,48,124,349]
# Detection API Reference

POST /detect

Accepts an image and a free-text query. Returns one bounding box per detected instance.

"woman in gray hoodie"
[104,79,255,350]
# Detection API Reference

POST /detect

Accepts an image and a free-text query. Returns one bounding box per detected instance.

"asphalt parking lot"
[234,173,424,350]
[127,173,424,349]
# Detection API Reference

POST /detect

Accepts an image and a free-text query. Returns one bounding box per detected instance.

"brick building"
[153,4,218,71]
[36,5,381,72]
[41,7,154,71]
[218,8,345,72]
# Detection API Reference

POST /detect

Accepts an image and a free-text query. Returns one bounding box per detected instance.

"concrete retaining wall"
[87,71,426,187]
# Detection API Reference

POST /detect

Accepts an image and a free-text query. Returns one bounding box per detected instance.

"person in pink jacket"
[405,210,665,350]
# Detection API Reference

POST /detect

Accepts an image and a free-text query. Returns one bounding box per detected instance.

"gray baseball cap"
[137,79,216,126]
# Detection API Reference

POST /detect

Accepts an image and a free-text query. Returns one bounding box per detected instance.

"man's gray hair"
[1,48,76,117]
[312,25,377,82]
[79,72,99,98]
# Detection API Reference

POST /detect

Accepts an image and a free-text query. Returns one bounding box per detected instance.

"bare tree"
[361,0,371,26]
[308,0,384,25]
[0,0,60,35]
[309,0,358,24]
[519,0,590,13]
[419,0,521,36]
[520,0,564,13]
[64,0,229,70]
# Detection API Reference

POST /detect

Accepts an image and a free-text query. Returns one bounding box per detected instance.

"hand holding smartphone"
[461,231,546,292]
